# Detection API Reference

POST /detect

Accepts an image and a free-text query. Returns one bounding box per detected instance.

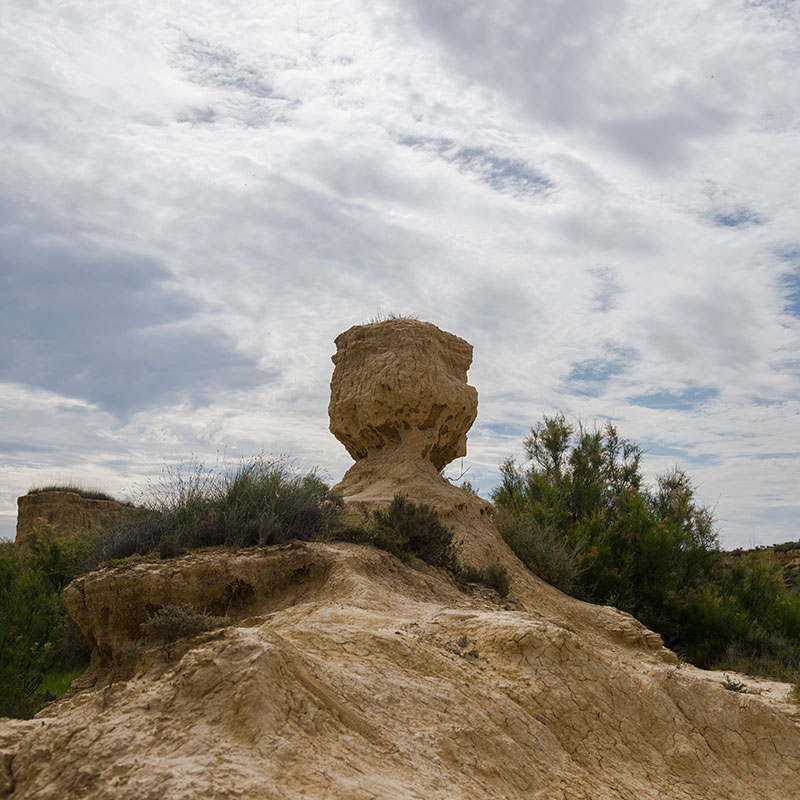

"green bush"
[335,494,457,570]
[369,495,457,569]
[92,458,344,564]
[0,533,92,718]
[459,562,511,597]
[492,414,800,679]
[484,562,511,597]
[492,507,580,594]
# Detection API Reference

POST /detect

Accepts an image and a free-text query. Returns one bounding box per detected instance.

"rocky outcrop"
[15,491,139,549]
[329,320,506,573]
[4,541,800,799]
[329,319,478,471]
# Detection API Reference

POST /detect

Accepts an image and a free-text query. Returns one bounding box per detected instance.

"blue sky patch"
[566,347,636,397]
[710,207,764,228]
[781,270,800,317]
[399,136,551,196]
[629,385,719,410]
[479,421,529,439]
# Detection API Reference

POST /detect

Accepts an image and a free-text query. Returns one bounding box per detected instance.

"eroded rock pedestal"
[328,319,502,571]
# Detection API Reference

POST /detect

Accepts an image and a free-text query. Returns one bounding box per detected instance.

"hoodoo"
[329,318,478,473]
[328,318,509,572]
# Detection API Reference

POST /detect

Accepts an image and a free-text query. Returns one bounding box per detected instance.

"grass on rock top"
[26,484,132,504]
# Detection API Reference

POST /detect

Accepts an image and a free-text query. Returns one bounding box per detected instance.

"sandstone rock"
[329,320,511,575]
[3,542,800,799]
[15,491,139,549]
[329,319,477,471]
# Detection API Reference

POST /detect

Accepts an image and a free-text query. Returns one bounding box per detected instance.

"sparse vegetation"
[493,507,580,595]
[26,484,131,504]
[140,604,229,645]
[458,562,511,597]
[2,461,477,717]
[91,458,344,564]
[335,494,457,569]
[366,311,420,323]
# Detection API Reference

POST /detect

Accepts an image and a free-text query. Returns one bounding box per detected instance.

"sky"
[1,0,799,549]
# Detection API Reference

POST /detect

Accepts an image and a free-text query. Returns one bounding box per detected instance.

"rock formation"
[4,541,800,799]
[329,319,503,572]
[15,491,138,549]
[2,319,800,799]
[329,319,478,473]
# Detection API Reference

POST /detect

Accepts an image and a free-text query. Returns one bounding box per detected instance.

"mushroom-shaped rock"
[329,318,478,470]
[329,319,508,572]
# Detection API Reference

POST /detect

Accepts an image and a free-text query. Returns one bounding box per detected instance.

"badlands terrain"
[2,319,798,799]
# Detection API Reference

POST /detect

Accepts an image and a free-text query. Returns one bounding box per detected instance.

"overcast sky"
[2,0,798,548]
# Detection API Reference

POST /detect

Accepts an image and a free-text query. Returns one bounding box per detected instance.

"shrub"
[493,507,580,595]
[459,562,511,597]
[484,562,511,597]
[374,494,456,568]
[336,495,457,569]
[140,605,229,644]
[492,413,800,679]
[0,536,91,718]
[91,458,344,564]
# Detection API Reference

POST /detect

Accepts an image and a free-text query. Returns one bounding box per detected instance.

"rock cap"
[328,318,478,471]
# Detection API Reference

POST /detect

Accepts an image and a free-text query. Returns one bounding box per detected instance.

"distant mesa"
[15,487,138,549]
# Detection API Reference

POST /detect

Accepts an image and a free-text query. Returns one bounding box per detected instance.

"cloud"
[0,212,273,417]
[1,0,799,550]
[396,0,738,169]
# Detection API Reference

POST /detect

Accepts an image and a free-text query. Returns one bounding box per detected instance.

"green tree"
[491,414,800,676]
[0,532,93,718]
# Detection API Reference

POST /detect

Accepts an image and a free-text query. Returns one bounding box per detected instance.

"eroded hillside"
[2,539,799,799]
